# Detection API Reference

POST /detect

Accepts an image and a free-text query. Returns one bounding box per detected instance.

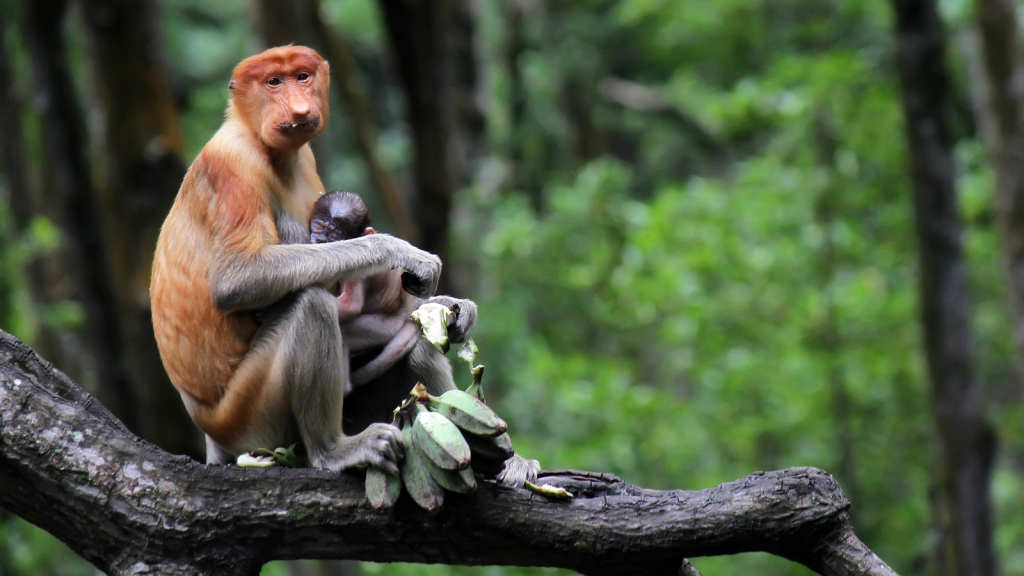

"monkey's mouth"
[277,117,320,134]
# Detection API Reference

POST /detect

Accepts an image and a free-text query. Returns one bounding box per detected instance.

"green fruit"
[400,427,445,512]
[365,467,402,510]
[464,431,515,462]
[422,456,478,494]
[412,411,471,471]
[429,390,507,437]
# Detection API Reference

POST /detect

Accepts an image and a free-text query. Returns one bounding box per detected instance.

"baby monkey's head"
[310,190,374,244]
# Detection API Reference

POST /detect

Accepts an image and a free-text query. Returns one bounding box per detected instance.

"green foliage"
[456,1,1018,574]
[0,516,101,576]
[472,151,934,568]
[162,0,255,160]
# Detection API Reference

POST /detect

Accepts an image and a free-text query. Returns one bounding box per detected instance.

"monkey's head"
[229,45,330,150]
[310,191,374,244]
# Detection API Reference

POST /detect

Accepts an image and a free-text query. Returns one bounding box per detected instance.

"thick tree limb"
[0,329,897,576]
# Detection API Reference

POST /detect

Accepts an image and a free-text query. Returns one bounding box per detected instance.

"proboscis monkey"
[152,46,441,475]
[151,45,536,485]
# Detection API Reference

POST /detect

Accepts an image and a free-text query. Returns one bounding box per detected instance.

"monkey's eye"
[297,72,311,82]
[266,77,282,87]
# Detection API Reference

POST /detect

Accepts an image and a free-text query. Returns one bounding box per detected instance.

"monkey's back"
[151,149,262,411]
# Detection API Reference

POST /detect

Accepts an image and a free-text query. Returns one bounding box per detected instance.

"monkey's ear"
[363,227,375,236]
[229,79,236,91]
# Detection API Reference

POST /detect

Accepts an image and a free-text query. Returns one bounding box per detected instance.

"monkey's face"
[230,46,331,151]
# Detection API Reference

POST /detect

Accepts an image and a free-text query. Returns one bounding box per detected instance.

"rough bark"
[77,0,201,459]
[971,0,1024,394]
[0,329,896,576]
[889,2,998,576]
[23,0,137,428]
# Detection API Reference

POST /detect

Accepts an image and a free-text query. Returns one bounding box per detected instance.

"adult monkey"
[153,46,446,476]
[152,46,537,486]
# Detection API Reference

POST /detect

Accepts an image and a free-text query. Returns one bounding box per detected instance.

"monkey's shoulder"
[172,145,277,250]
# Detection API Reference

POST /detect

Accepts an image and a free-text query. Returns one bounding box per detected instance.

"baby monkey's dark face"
[310,190,372,244]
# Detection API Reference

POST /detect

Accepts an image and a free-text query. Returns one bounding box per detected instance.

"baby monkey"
[310,191,423,392]
[311,191,541,486]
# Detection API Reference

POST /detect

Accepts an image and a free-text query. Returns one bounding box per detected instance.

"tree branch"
[598,77,728,158]
[0,329,897,576]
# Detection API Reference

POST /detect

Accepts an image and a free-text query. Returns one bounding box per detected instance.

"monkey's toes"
[497,456,542,489]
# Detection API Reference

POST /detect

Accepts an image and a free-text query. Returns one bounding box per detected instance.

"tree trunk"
[0,0,37,328]
[0,0,89,374]
[311,0,420,245]
[0,328,897,576]
[76,0,201,458]
[971,0,1024,395]
[23,0,138,431]
[378,0,484,292]
[0,5,31,231]
[889,2,998,576]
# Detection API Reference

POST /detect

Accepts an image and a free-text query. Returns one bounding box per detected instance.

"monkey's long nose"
[289,96,311,117]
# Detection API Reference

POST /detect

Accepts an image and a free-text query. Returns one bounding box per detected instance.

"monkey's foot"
[426,295,478,344]
[311,423,408,476]
[496,455,541,489]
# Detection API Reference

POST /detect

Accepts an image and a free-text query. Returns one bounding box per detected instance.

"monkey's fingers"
[373,435,402,466]
[377,423,409,455]
[368,453,401,477]
[401,272,435,299]
[400,252,442,298]
[453,299,477,341]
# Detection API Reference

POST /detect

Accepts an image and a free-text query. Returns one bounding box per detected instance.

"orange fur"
[151,46,329,448]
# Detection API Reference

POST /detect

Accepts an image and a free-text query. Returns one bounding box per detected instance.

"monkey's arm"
[343,310,414,352]
[210,234,441,312]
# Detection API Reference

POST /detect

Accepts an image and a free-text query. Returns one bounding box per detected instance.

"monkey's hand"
[310,423,408,476]
[395,244,442,298]
[495,454,541,489]
[427,295,478,344]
